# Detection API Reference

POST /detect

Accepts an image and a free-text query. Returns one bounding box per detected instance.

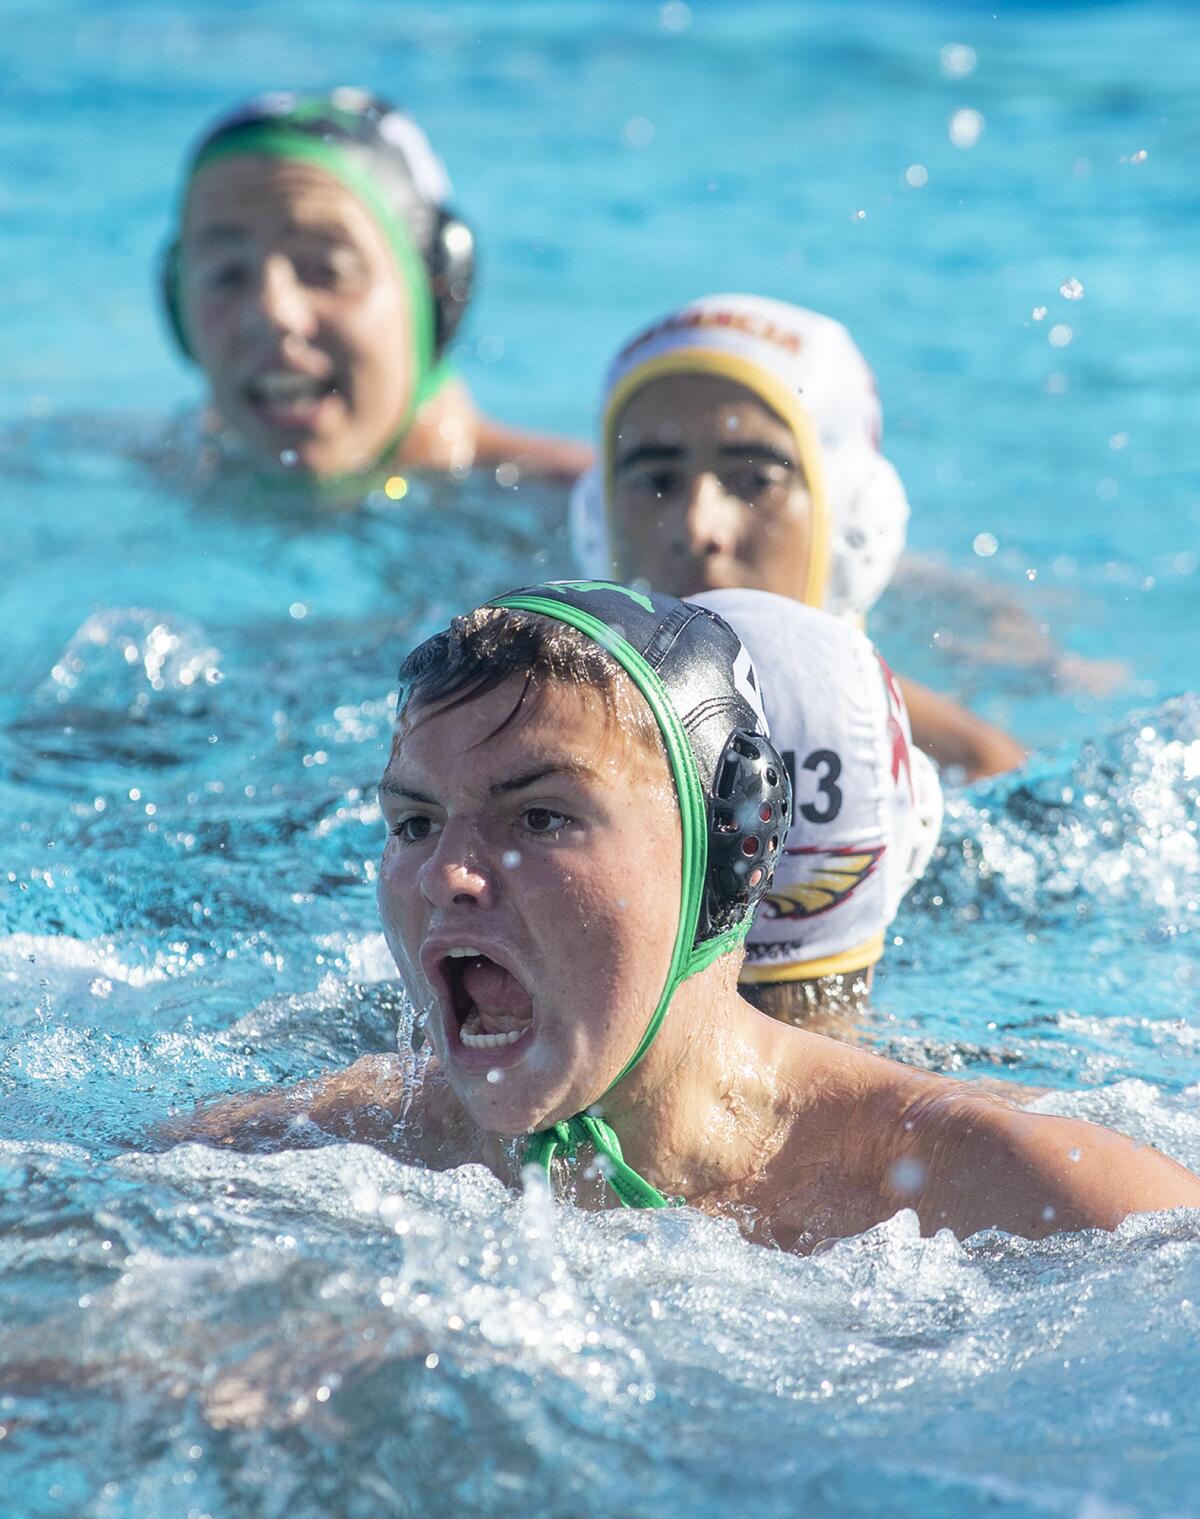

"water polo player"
[692,588,942,1026]
[569,294,1026,781]
[180,580,1200,1246]
[163,88,589,487]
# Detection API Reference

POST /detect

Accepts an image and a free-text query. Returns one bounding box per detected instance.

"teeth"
[460,1026,525,1049]
[254,372,328,401]
[446,947,483,959]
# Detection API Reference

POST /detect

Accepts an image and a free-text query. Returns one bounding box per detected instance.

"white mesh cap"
[569,293,909,623]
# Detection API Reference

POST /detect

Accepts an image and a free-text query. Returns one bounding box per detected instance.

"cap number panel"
[782,748,844,824]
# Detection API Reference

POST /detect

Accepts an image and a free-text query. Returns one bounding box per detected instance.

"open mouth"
[442,947,534,1055]
[243,370,339,429]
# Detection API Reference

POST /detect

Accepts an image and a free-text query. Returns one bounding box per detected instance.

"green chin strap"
[493,592,751,1210]
[184,128,450,494]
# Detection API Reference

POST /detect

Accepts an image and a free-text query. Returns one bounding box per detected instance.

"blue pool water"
[2,2,1200,1515]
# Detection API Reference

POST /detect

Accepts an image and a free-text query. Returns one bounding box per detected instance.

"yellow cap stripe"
[738,930,885,984]
[602,349,832,609]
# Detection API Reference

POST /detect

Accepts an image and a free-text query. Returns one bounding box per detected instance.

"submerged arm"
[160,1054,415,1154]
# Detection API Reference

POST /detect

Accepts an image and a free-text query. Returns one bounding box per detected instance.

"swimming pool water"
[2,2,1199,1515]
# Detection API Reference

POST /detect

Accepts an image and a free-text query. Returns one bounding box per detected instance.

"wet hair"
[396,606,664,754]
[742,972,870,1026]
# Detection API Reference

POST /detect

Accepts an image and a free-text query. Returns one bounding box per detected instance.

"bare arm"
[401,375,593,482]
[914,1098,1200,1239]
[470,412,593,481]
[896,674,1026,781]
[160,1054,414,1153]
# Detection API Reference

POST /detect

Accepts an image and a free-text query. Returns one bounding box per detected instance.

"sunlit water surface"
[2,2,1199,1515]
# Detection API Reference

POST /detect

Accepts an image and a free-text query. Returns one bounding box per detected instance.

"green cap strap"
[525,1116,678,1209]
[493,590,751,1211]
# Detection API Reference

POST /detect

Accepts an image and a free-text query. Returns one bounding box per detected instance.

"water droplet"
[288,602,308,620]
[948,108,984,149]
[1068,1147,1082,1162]
[973,532,998,558]
[279,449,299,468]
[495,462,520,488]
[851,208,867,222]
[424,1353,440,1370]
[623,116,655,149]
[1060,277,1084,301]
[1049,323,1073,348]
[890,1157,925,1194]
[1031,306,1047,322]
[905,163,929,188]
[660,0,691,30]
[502,849,522,869]
[486,1068,503,1084]
[940,42,977,78]
[1042,1205,1056,1222]
[384,475,408,501]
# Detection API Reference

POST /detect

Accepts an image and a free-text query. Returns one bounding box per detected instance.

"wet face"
[610,372,814,599]
[179,156,415,480]
[376,678,681,1136]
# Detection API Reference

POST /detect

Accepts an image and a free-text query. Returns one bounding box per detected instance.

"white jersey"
[570,293,910,624]
[693,589,942,981]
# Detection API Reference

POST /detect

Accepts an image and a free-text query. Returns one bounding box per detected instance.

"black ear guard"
[427,208,475,357]
[705,729,793,938]
[158,210,475,365]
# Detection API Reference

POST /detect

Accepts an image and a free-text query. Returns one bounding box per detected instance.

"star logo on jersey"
[760,844,886,920]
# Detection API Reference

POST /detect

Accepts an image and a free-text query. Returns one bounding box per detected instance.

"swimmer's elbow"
[899,677,1025,781]
[964,727,1028,783]
[471,415,594,480]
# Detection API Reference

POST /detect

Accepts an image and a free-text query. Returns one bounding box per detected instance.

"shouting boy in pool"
[160,88,588,494]
[181,581,1200,1249]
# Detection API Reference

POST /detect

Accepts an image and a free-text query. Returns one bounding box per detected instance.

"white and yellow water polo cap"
[569,293,911,623]
[692,588,943,981]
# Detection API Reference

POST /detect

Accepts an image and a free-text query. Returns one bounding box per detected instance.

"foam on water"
[2,1132,1199,1518]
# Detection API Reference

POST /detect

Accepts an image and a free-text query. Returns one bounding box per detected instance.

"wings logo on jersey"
[761,844,886,920]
